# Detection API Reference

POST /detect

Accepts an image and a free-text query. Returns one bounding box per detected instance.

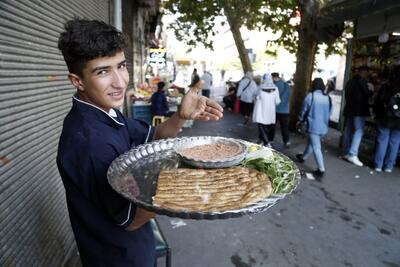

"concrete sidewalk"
[156,110,400,267]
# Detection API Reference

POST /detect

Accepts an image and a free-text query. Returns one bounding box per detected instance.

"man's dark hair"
[357,65,369,72]
[58,19,127,77]
[157,81,166,91]
[271,72,280,78]
[311,77,326,92]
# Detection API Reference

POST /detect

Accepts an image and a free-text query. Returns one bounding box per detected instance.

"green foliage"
[163,0,347,59]
[164,0,223,50]
[164,0,265,51]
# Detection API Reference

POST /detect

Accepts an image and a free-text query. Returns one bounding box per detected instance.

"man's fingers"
[199,111,221,121]
[204,104,223,118]
[206,98,224,112]
[189,80,204,94]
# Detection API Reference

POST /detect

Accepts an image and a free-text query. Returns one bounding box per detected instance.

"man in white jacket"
[252,73,281,147]
[237,71,259,124]
[201,70,213,98]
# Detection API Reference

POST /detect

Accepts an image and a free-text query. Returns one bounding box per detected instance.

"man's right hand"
[125,207,155,231]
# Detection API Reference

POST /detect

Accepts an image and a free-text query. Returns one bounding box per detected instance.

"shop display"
[349,36,400,156]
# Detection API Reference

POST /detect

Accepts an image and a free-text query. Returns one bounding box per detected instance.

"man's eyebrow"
[91,65,110,73]
[118,60,126,65]
[91,60,126,73]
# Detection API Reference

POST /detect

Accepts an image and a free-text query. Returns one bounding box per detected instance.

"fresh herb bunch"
[241,152,298,194]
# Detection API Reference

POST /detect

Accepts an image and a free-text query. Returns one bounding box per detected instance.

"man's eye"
[119,63,127,69]
[97,70,107,75]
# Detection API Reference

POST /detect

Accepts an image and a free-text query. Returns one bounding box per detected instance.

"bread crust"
[153,167,272,212]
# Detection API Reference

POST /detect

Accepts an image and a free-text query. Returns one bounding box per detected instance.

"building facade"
[0,0,159,265]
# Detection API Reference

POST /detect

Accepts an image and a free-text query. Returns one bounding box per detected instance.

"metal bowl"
[174,136,247,168]
[107,136,301,220]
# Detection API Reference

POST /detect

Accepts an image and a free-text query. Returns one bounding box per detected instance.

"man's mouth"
[108,91,123,98]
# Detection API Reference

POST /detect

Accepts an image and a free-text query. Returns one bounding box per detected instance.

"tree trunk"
[224,8,253,73]
[289,2,318,130]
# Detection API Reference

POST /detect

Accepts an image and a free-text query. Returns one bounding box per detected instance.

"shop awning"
[318,0,400,27]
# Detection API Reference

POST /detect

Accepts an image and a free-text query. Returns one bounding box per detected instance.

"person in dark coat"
[373,65,400,172]
[151,81,169,117]
[272,72,292,147]
[342,66,373,166]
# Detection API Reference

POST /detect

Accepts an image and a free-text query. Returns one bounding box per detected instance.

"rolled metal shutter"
[123,0,134,91]
[0,0,110,266]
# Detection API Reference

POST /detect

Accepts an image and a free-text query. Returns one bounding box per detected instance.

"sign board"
[148,48,167,68]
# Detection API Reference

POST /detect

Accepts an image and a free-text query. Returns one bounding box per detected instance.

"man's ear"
[68,73,84,91]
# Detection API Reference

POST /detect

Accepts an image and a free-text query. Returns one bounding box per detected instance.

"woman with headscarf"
[252,74,281,147]
[296,78,331,180]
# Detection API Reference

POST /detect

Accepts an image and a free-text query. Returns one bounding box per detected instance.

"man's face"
[272,76,278,82]
[359,70,368,78]
[73,51,129,112]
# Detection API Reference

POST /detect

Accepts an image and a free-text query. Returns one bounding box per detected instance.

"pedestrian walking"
[342,66,373,166]
[191,68,200,87]
[296,78,331,179]
[223,85,236,111]
[272,72,292,147]
[201,70,213,98]
[237,71,259,125]
[252,74,280,147]
[373,65,400,173]
[56,19,223,267]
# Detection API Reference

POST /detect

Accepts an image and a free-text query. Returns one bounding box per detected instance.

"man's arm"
[154,112,185,139]
[298,93,311,121]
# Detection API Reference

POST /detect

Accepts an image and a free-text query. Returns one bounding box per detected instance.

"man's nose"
[111,70,126,88]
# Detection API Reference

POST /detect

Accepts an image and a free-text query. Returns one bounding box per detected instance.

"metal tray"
[107,136,301,220]
[174,136,247,168]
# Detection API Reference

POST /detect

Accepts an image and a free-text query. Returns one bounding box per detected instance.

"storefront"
[339,8,400,160]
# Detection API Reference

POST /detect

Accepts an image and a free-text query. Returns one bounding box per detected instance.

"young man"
[342,66,372,166]
[271,72,292,147]
[56,19,223,267]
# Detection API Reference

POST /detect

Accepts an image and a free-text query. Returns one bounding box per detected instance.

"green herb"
[241,152,298,194]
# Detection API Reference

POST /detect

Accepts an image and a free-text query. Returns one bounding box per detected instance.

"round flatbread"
[152,166,272,212]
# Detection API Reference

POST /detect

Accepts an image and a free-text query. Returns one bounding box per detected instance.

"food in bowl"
[177,143,242,161]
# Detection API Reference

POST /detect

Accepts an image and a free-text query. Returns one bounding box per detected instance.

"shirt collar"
[72,94,125,127]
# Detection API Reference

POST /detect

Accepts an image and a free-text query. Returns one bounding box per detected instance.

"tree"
[164,0,266,73]
[261,1,345,129]
[164,0,345,127]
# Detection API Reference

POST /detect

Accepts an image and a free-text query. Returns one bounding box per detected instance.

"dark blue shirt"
[57,96,155,267]
[150,91,169,116]
[275,79,291,114]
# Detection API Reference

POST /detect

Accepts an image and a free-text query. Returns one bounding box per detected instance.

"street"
[155,108,400,267]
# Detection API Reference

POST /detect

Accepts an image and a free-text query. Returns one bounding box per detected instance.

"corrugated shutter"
[133,7,145,85]
[123,0,134,91]
[0,0,110,266]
